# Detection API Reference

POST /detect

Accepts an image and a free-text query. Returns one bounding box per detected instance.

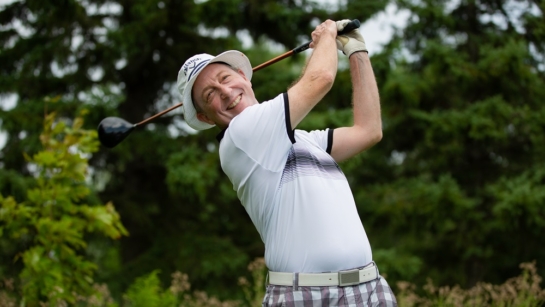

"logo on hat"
[182,57,199,75]
[183,58,211,82]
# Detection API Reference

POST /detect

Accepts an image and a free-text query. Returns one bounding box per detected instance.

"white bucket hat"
[177,50,253,130]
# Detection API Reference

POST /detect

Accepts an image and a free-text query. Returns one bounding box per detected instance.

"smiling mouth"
[227,95,241,110]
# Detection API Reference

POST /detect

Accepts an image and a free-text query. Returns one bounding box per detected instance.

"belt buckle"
[338,269,360,287]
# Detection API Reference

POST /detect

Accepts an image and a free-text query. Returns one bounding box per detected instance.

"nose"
[219,84,231,101]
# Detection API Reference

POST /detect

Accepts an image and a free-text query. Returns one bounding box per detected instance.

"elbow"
[372,129,383,145]
[371,122,383,144]
[362,126,383,148]
[310,69,335,92]
[352,128,383,158]
[322,70,335,90]
[351,125,383,154]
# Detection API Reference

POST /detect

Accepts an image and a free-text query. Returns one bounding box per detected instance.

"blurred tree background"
[0,0,544,305]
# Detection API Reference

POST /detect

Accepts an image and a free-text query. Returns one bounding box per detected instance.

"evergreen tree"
[0,0,389,298]
[356,0,545,288]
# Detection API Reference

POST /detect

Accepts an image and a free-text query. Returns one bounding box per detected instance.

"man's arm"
[287,20,338,129]
[330,51,382,162]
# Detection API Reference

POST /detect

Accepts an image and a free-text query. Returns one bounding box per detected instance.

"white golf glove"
[335,19,367,57]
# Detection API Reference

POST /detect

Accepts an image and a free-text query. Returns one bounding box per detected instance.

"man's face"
[192,63,257,129]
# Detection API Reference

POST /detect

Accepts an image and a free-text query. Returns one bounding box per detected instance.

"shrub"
[0,110,127,306]
[396,261,545,307]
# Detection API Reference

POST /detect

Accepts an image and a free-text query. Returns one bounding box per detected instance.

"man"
[177,19,397,306]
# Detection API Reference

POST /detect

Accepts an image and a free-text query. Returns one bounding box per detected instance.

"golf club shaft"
[252,19,361,72]
[252,51,296,72]
[136,19,360,127]
[136,102,183,126]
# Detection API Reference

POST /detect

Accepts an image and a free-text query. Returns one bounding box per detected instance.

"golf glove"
[336,19,367,57]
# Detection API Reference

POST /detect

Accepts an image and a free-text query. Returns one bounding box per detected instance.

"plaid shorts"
[262,276,397,307]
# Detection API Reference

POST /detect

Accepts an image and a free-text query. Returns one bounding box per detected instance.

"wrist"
[348,50,369,58]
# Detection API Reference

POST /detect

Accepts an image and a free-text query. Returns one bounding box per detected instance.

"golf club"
[98,19,361,148]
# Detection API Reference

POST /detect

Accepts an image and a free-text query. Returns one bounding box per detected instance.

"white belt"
[268,263,378,287]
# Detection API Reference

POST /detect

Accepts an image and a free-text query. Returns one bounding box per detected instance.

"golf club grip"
[338,19,361,36]
[292,19,361,54]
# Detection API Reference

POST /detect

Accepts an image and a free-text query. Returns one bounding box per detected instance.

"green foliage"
[1,0,544,302]
[364,0,545,288]
[396,262,545,307]
[166,144,221,204]
[123,271,177,307]
[238,258,267,307]
[488,164,545,231]
[0,0,390,298]
[0,109,127,306]
[113,258,264,307]
[373,248,423,281]
[0,258,261,307]
[2,258,542,307]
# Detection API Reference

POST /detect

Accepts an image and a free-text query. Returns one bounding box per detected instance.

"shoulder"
[228,93,286,133]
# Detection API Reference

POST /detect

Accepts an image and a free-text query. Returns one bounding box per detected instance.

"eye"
[205,89,214,102]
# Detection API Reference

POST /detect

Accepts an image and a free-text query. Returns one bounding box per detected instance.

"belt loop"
[265,271,269,289]
[293,272,299,291]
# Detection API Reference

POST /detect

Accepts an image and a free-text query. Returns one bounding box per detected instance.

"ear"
[196,112,215,125]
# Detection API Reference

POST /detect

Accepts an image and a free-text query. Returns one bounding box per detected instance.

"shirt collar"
[216,128,227,142]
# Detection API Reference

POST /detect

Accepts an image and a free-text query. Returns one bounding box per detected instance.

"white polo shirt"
[218,93,372,273]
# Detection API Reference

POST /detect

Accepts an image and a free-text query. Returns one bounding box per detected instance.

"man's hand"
[336,19,367,57]
[309,20,338,49]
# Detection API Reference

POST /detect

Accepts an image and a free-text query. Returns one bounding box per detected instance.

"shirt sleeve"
[303,128,334,154]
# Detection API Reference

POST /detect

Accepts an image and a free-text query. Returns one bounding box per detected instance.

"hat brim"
[181,50,253,131]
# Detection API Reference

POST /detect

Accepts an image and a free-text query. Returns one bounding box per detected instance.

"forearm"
[329,52,381,162]
[304,34,338,84]
[350,52,381,135]
[287,21,338,128]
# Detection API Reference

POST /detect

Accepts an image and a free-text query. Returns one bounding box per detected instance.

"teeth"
[228,95,241,110]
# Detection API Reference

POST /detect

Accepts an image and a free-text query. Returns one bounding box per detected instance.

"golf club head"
[97,117,135,148]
